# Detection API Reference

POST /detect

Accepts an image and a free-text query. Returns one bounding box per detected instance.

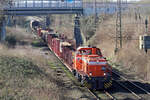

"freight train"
[35,27,112,90]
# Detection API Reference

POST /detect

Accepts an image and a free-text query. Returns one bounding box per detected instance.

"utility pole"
[0,17,6,41]
[145,17,148,33]
[115,0,122,53]
[94,0,98,32]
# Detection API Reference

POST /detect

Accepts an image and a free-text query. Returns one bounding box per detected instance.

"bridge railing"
[7,0,83,9]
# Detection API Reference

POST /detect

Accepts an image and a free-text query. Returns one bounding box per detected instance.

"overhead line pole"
[115,0,122,53]
[119,0,122,48]
[94,0,97,32]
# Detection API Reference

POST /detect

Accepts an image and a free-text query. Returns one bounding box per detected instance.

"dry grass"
[138,0,150,4]
[0,54,59,100]
[51,15,74,40]
[90,14,150,81]
[0,26,62,99]
[0,25,96,100]
[0,40,62,100]
[6,26,33,42]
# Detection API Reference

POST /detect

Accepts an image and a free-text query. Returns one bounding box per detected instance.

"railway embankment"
[0,26,97,100]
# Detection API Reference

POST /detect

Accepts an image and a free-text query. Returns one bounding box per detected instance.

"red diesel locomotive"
[36,28,112,89]
[73,47,112,89]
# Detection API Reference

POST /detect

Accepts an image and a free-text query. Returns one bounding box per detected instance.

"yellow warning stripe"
[104,81,112,89]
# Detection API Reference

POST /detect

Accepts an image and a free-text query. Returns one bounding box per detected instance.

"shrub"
[31,39,46,47]
[5,35,17,48]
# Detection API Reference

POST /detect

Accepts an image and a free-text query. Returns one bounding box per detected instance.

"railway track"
[113,71,150,95]
[112,70,150,100]
[104,90,117,100]
[113,78,142,99]
[90,89,117,100]
[47,46,118,100]
[42,45,150,100]
[41,46,150,100]
[88,69,150,100]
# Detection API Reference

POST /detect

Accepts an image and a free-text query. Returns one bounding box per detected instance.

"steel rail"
[104,90,117,100]
[113,79,142,100]
[112,71,150,96]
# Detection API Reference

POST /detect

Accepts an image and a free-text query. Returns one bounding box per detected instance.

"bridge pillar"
[7,16,12,26]
[46,16,50,28]
[0,17,6,41]
[74,15,83,48]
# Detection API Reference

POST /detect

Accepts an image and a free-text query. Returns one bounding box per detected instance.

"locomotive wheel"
[81,76,86,86]
[81,78,86,86]
[75,72,81,82]
[78,75,82,82]
[77,73,81,82]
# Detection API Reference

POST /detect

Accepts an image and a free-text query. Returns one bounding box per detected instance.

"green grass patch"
[48,60,75,80]
[0,56,42,79]
[48,55,75,80]
[48,62,58,69]
[31,39,46,47]
[54,59,75,81]
[61,64,74,80]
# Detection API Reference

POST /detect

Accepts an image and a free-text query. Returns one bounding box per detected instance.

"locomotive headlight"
[104,73,106,76]
[101,66,106,71]
[89,72,92,76]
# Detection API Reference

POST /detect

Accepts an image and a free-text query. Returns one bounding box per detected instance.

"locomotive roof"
[77,46,97,50]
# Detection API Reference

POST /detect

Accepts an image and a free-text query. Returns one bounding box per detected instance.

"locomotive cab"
[73,46,112,89]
